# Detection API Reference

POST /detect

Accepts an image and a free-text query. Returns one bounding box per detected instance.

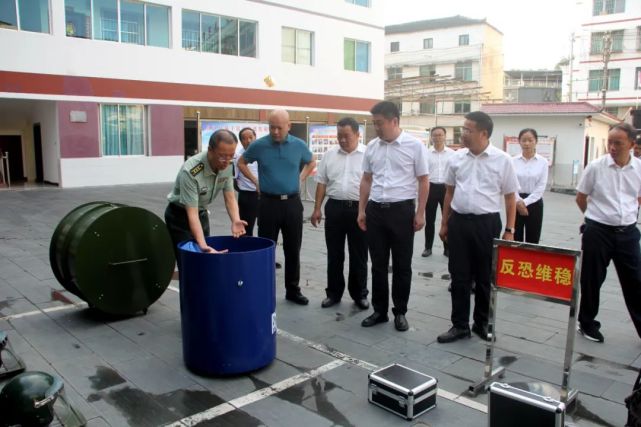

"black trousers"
[366,200,415,315]
[324,199,368,301]
[448,211,501,329]
[578,219,641,338]
[425,182,448,251]
[515,193,544,244]
[238,190,259,236]
[164,203,209,270]
[258,195,303,294]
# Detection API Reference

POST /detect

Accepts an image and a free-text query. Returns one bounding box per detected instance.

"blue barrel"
[178,236,276,375]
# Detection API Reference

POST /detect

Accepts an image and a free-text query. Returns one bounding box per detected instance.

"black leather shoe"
[421,249,432,257]
[286,292,309,305]
[321,297,339,308]
[394,314,409,331]
[361,312,388,327]
[354,298,369,310]
[437,326,471,343]
[275,262,282,269]
[472,323,494,342]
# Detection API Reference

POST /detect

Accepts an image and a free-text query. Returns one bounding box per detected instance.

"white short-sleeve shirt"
[428,146,456,184]
[577,154,641,226]
[315,144,365,201]
[446,144,519,214]
[362,131,429,202]
[512,153,549,206]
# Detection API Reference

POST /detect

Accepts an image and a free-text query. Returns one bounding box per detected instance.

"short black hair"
[370,101,400,121]
[518,128,538,141]
[209,129,237,149]
[337,117,360,133]
[431,126,446,135]
[610,123,636,141]
[465,111,494,138]
[238,127,256,141]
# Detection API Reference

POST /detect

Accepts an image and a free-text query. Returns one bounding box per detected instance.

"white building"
[482,102,619,189]
[0,0,383,188]
[564,0,641,119]
[384,15,503,144]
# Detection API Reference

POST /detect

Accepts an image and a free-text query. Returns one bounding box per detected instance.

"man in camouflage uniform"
[165,129,247,268]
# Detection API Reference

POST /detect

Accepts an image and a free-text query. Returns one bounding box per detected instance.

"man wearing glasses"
[437,111,518,343]
[165,129,247,268]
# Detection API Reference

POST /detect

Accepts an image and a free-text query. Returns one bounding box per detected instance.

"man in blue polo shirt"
[238,109,316,305]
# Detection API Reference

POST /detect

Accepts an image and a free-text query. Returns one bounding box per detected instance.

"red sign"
[495,245,576,302]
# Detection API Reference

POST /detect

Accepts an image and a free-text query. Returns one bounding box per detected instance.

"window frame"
[454,99,471,114]
[590,30,624,54]
[458,34,469,46]
[588,68,621,92]
[1,0,51,33]
[182,9,257,58]
[387,66,402,80]
[423,38,433,49]
[454,61,473,81]
[345,0,370,7]
[390,41,399,52]
[344,38,370,73]
[100,104,148,157]
[635,67,641,89]
[282,26,314,65]
[593,0,625,15]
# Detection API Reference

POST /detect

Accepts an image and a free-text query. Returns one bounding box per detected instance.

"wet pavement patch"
[88,366,126,391]
[498,355,518,367]
[277,377,355,427]
[196,408,265,426]
[418,272,433,278]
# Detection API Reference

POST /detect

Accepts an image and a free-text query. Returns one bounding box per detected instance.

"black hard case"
[489,382,566,427]
[368,363,437,420]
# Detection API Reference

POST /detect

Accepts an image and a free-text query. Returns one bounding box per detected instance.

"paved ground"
[0,183,639,426]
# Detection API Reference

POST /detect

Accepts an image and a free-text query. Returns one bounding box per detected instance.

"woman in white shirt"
[513,128,548,244]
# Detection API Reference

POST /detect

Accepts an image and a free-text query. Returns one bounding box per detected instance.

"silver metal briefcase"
[368,363,437,420]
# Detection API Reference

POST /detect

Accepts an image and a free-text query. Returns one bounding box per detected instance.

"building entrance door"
[0,135,24,184]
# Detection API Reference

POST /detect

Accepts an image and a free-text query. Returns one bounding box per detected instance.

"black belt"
[262,192,299,200]
[237,189,258,194]
[519,193,530,198]
[585,218,636,233]
[369,199,414,209]
[452,210,499,220]
[329,198,358,208]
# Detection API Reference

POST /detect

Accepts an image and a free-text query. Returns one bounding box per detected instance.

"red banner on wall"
[496,245,575,302]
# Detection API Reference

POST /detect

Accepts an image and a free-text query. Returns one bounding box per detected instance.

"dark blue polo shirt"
[242,133,313,195]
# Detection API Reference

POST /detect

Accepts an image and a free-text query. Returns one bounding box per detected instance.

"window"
[420,100,435,114]
[66,0,168,46]
[588,68,621,92]
[423,38,433,49]
[65,0,91,38]
[345,0,369,6]
[387,67,402,80]
[459,34,469,46]
[390,41,399,52]
[454,99,471,113]
[419,64,436,79]
[590,30,624,54]
[593,0,625,15]
[182,11,257,58]
[282,27,313,65]
[635,67,641,89]
[1,0,50,33]
[344,38,370,72]
[455,61,473,81]
[637,26,641,51]
[101,105,146,156]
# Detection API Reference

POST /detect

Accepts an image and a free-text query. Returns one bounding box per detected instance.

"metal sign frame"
[468,239,582,405]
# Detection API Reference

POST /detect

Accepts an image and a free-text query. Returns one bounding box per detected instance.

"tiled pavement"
[0,184,639,426]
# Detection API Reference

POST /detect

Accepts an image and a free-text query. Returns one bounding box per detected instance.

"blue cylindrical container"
[178,236,276,375]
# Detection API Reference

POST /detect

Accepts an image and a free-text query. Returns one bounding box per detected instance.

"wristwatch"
[504,227,515,234]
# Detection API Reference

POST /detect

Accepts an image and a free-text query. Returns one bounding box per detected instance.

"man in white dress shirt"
[357,101,429,332]
[423,126,455,257]
[311,117,369,310]
[234,127,259,236]
[437,111,519,343]
[576,122,641,343]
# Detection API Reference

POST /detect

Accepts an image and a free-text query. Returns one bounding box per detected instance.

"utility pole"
[568,32,575,102]
[601,31,612,110]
